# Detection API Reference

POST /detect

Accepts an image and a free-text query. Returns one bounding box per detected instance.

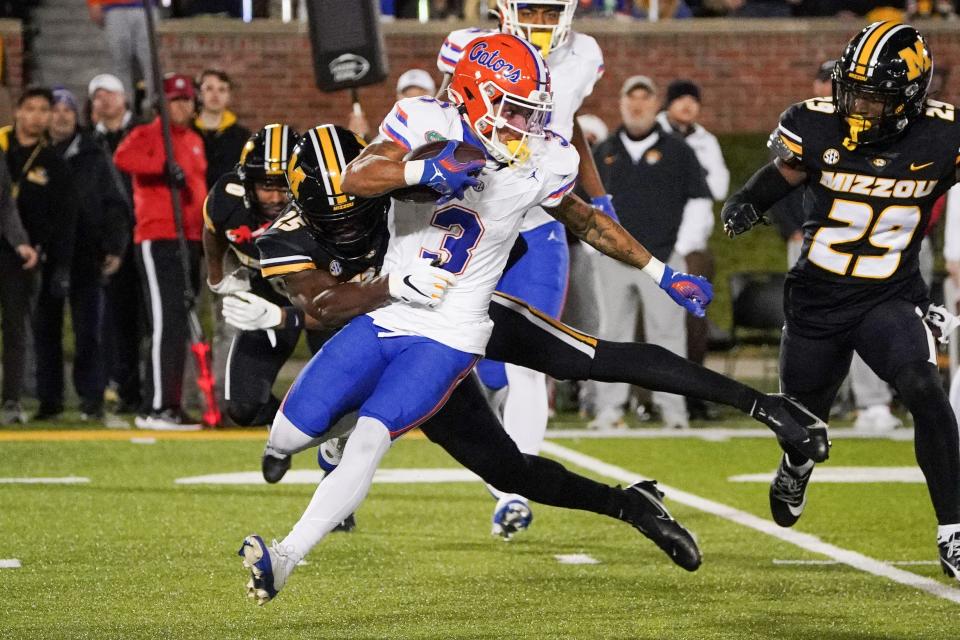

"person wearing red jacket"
[114,73,207,430]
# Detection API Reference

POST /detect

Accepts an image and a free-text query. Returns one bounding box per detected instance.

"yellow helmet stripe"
[315,125,349,206]
[853,21,899,76]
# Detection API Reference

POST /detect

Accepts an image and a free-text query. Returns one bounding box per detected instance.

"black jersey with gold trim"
[770,96,960,336]
[203,170,273,273]
[773,96,960,286]
[255,207,386,286]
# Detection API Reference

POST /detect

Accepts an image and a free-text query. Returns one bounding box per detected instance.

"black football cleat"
[332,513,357,533]
[752,394,830,463]
[769,454,814,527]
[620,480,701,572]
[939,530,960,582]
[262,450,292,484]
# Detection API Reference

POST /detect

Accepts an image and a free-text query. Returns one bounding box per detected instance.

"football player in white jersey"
[438,1,616,537]
[238,33,712,604]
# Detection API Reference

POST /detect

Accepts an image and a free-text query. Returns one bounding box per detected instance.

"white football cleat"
[238,534,296,605]
[491,496,533,541]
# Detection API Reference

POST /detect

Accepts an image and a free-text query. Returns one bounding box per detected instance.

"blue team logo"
[467,42,522,84]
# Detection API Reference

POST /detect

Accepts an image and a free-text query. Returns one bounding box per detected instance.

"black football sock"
[590,340,761,413]
[895,361,960,524]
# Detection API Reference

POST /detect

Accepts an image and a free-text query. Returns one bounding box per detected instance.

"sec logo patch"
[329,260,343,277]
[822,148,840,165]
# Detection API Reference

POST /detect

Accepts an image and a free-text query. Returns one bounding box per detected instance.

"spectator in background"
[656,79,727,420]
[0,87,78,423]
[620,0,694,18]
[114,73,207,431]
[348,68,438,141]
[0,148,39,425]
[35,87,129,421]
[89,73,144,415]
[86,0,156,106]
[588,76,713,430]
[194,69,250,189]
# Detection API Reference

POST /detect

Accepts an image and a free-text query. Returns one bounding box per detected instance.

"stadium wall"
[156,18,959,137]
[0,20,25,124]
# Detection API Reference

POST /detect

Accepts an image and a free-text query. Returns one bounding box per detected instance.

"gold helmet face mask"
[497,0,576,59]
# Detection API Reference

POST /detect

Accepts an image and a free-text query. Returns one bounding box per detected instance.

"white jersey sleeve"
[536,132,580,209]
[437,27,496,75]
[378,96,463,152]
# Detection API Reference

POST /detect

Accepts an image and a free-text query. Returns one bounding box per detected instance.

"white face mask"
[497,0,576,58]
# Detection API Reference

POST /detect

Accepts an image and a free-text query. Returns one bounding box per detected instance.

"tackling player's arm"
[281,269,390,330]
[721,159,808,238]
[202,202,230,287]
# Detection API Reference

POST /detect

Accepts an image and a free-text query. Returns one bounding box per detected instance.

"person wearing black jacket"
[36,87,129,420]
[0,86,78,422]
[89,73,143,414]
[193,70,250,189]
[0,148,39,425]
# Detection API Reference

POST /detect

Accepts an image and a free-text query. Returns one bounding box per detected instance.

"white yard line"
[540,441,960,606]
[0,559,22,569]
[545,427,915,441]
[773,559,940,566]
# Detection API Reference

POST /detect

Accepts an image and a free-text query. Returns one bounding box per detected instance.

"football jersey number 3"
[808,199,921,279]
[421,205,484,275]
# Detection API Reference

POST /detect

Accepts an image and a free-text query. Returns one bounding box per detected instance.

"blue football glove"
[659,265,713,318]
[590,194,619,223]
[416,141,485,205]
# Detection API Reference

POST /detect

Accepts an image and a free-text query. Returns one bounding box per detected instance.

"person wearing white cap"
[346,68,439,141]
[89,72,144,417]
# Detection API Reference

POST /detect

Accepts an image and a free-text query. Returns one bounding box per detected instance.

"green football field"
[1,426,957,639]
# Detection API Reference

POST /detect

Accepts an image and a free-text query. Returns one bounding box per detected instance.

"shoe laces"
[771,466,807,504]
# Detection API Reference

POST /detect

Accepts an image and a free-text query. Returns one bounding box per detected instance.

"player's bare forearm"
[282,269,390,329]
[342,140,409,197]
[202,226,229,285]
[571,119,606,198]
[552,193,652,269]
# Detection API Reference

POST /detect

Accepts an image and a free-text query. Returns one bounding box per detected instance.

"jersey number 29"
[420,205,484,275]
[808,199,921,279]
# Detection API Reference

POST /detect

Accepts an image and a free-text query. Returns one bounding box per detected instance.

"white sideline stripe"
[545,427,915,441]
[175,468,482,485]
[555,554,600,565]
[774,559,940,567]
[0,559,21,569]
[539,441,960,606]
[730,467,925,484]
[0,477,90,484]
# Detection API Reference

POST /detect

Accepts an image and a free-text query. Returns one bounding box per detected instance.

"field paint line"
[774,559,940,566]
[555,554,601,565]
[540,441,960,606]
[0,427,428,443]
[546,427,915,441]
[730,467,925,484]
[0,477,90,484]
[130,437,157,445]
[0,559,22,569]
[175,468,481,485]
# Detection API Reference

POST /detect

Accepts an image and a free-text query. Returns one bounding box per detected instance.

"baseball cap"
[816,60,836,82]
[396,69,436,96]
[620,75,657,97]
[163,73,196,101]
[52,86,79,114]
[665,79,701,106]
[88,73,125,98]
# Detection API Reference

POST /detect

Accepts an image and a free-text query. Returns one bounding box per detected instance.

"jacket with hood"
[193,110,250,189]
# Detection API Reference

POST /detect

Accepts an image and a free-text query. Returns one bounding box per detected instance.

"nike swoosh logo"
[635,486,672,521]
[910,161,934,171]
[402,275,429,299]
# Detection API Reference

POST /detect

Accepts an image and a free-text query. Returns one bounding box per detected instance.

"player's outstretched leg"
[620,481,701,571]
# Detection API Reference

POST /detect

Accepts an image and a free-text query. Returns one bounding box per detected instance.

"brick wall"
[0,20,24,125]
[158,18,958,137]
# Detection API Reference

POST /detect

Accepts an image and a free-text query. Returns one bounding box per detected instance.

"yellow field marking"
[0,427,428,443]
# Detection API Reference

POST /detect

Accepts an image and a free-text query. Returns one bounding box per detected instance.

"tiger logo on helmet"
[447,33,553,166]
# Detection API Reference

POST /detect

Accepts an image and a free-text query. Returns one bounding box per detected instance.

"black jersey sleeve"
[202,171,246,236]
[255,209,320,279]
[767,101,810,166]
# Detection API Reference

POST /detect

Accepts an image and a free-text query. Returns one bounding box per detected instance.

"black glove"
[165,163,187,190]
[721,201,767,238]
